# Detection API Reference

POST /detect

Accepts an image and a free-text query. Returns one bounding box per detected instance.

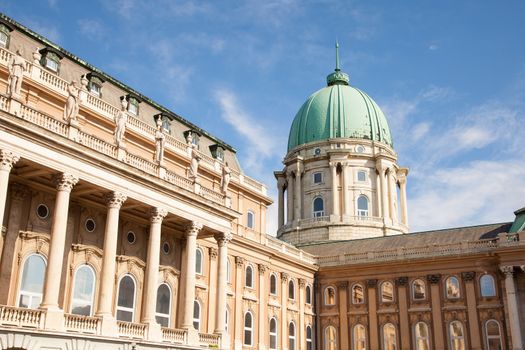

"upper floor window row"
[0,23,13,48]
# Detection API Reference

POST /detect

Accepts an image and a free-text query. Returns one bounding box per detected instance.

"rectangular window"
[357,171,367,182]
[45,57,59,72]
[0,32,7,48]
[313,172,323,184]
[89,83,101,97]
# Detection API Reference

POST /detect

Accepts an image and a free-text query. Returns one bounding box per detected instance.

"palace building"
[0,12,524,350]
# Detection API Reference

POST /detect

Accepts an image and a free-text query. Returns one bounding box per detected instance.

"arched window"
[357,195,369,217]
[193,300,201,330]
[195,248,203,275]
[446,277,461,299]
[352,284,364,304]
[71,265,96,316]
[306,325,313,350]
[18,254,46,309]
[449,321,465,350]
[247,210,255,229]
[155,283,171,327]
[412,279,426,300]
[225,307,230,332]
[414,322,430,350]
[381,281,394,303]
[306,285,312,304]
[382,323,397,350]
[480,275,496,297]
[313,197,324,217]
[324,286,336,305]
[353,324,367,350]
[288,280,295,300]
[245,265,254,288]
[485,319,502,350]
[116,275,136,322]
[269,318,278,350]
[270,274,277,295]
[244,311,253,346]
[325,325,337,350]
[289,322,296,350]
[226,258,231,283]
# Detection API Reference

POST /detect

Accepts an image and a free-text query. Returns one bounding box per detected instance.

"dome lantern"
[326,42,349,86]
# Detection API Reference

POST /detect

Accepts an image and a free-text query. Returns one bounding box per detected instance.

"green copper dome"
[287,44,393,151]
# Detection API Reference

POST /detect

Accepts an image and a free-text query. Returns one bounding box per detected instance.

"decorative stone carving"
[114,98,129,148]
[299,278,307,288]
[500,265,514,276]
[258,264,268,275]
[154,117,165,164]
[189,144,201,181]
[78,75,89,103]
[220,162,231,195]
[186,131,193,145]
[214,232,233,247]
[105,191,127,209]
[0,150,20,171]
[209,248,218,260]
[366,279,377,287]
[150,207,167,224]
[461,271,475,282]
[64,81,80,123]
[7,48,25,99]
[53,172,79,192]
[32,47,41,64]
[426,274,442,284]
[395,276,408,286]
[235,256,245,267]
[281,272,289,282]
[336,281,349,289]
[185,221,203,237]
[9,182,29,201]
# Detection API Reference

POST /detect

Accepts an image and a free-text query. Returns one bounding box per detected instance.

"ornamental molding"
[185,221,203,237]
[235,256,245,267]
[395,276,408,286]
[281,273,289,283]
[299,278,307,288]
[0,150,20,171]
[426,274,442,284]
[150,207,168,223]
[209,247,218,260]
[500,265,514,276]
[258,264,269,275]
[214,232,233,246]
[366,279,377,287]
[336,281,349,289]
[105,191,127,209]
[54,172,79,192]
[461,271,476,282]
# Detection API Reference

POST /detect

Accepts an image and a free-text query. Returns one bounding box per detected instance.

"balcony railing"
[117,320,147,339]
[199,332,220,346]
[0,305,42,328]
[64,313,100,334]
[162,327,186,343]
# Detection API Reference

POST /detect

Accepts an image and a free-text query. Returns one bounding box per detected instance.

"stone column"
[337,281,349,350]
[501,266,523,350]
[41,173,78,330]
[214,233,232,340]
[342,164,351,217]
[208,248,218,333]
[398,171,408,226]
[427,274,445,350]
[395,277,410,350]
[462,272,481,350]
[367,279,379,350]
[96,191,126,335]
[181,222,203,336]
[286,171,294,224]
[281,273,289,350]
[376,162,389,220]
[142,208,167,338]
[0,150,19,229]
[258,264,269,350]
[277,177,286,228]
[293,167,302,222]
[330,163,339,217]
[299,278,306,350]
[234,256,245,350]
[387,168,396,222]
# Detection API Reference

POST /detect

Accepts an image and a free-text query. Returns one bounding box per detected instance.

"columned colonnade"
[276,158,409,227]
[0,148,233,342]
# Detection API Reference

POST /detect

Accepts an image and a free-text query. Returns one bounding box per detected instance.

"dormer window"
[184,130,201,148]
[126,94,141,116]
[86,72,105,98]
[0,23,12,48]
[39,47,63,73]
[209,144,225,161]
[154,113,173,134]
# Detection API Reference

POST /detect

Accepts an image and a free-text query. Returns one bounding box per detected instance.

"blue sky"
[3,0,525,233]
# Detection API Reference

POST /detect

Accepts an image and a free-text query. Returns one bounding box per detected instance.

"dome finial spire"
[335,41,340,72]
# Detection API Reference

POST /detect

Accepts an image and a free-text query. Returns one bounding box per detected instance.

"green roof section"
[287,45,393,151]
[509,207,525,233]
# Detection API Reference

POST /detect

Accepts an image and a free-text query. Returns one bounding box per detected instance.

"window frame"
[357,170,367,182]
[380,281,395,303]
[288,321,296,350]
[0,24,10,48]
[448,320,465,350]
[195,247,204,275]
[155,283,172,327]
[357,195,369,217]
[17,253,47,309]
[352,283,365,304]
[414,322,430,350]
[382,323,397,350]
[269,317,278,350]
[70,264,96,316]
[484,319,502,350]
[353,324,367,350]
[270,273,278,295]
[288,279,296,300]
[193,300,201,330]
[245,264,254,289]
[305,285,312,304]
[306,325,313,350]
[480,274,496,297]
[313,196,325,217]
[324,286,336,305]
[226,258,231,284]
[244,311,254,346]
[127,96,140,116]
[115,274,137,322]
[412,278,427,301]
[445,276,461,299]
[313,172,323,184]
[247,210,255,229]
[324,325,337,350]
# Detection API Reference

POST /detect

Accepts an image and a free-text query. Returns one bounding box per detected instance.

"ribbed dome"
[287,83,394,151]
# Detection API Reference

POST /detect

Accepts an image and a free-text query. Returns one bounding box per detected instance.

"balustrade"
[199,332,220,346]
[117,320,147,339]
[162,327,186,343]
[0,305,42,328]
[64,313,100,334]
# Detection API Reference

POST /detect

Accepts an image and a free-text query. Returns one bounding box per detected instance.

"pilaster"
[427,274,445,350]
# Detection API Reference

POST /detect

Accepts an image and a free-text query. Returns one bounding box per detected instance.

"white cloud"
[411,122,430,141]
[428,44,439,51]
[77,19,106,40]
[23,19,60,43]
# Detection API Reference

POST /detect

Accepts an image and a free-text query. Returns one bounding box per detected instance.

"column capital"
[395,276,408,286]
[299,278,307,288]
[54,172,79,192]
[277,176,286,188]
[150,207,168,224]
[258,264,269,275]
[336,281,348,290]
[366,279,378,287]
[461,271,476,282]
[10,182,29,201]
[185,221,203,237]
[0,150,20,171]
[209,247,218,260]
[500,265,515,277]
[105,191,127,209]
[426,274,442,284]
[214,232,233,247]
[281,272,289,283]
[235,256,245,267]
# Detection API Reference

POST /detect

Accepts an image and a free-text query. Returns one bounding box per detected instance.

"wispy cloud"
[23,19,61,43]
[77,19,107,40]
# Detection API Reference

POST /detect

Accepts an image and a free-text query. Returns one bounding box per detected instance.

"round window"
[162,242,171,255]
[85,218,96,232]
[126,231,136,244]
[356,145,365,153]
[36,204,49,219]
[314,148,321,156]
